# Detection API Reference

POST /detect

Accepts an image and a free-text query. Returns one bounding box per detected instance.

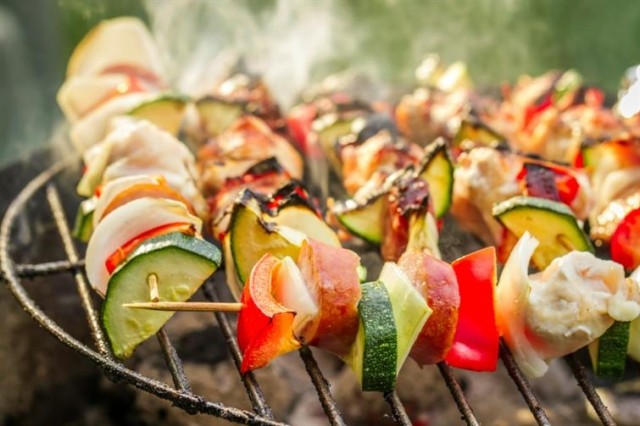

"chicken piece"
[198,115,303,191]
[451,147,521,246]
[341,130,421,195]
[498,233,640,378]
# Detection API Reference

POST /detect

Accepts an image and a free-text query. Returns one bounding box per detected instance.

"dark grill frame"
[0,159,617,426]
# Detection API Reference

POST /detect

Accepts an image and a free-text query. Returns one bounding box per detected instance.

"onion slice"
[496,231,548,377]
[86,197,201,296]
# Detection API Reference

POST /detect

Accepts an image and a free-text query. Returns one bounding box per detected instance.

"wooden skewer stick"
[122,301,243,312]
[148,273,160,302]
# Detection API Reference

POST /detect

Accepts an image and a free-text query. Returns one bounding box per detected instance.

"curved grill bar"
[0,159,619,425]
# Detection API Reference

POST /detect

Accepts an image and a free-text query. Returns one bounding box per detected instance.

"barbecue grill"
[4,1,640,421]
[0,153,622,426]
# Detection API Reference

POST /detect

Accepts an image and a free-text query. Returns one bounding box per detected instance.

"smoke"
[145,0,356,109]
[143,0,565,108]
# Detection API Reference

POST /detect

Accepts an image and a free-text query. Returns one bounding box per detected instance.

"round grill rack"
[0,159,618,425]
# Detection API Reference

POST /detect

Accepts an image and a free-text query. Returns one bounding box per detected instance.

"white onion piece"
[86,197,201,296]
[70,92,158,152]
[496,232,549,378]
[273,257,319,338]
[99,120,206,217]
[92,175,160,227]
[66,17,165,80]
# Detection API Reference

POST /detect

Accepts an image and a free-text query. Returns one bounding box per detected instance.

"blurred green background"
[1,0,640,169]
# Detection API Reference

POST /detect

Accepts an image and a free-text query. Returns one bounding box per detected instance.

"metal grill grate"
[0,159,618,426]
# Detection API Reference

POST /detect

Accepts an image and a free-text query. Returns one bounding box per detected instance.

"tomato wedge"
[237,254,300,373]
[611,208,640,270]
[105,222,195,274]
[445,247,499,371]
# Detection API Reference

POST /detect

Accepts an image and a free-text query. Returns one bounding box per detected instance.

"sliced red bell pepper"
[237,254,300,373]
[105,222,195,274]
[286,103,317,154]
[523,94,553,132]
[445,247,499,371]
[610,208,640,270]
[517,159,580,206]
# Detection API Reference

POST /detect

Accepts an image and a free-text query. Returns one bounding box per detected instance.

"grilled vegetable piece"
[416,139,454,218]
[445,247,499,372]
[588,321,630,379]
[378,262,431,372]
[102,232,221,358]
[518,162,561,201]
[629,315,640,362]
[270,202,341,248]
[229,194,303,286]
[72,197,96,242]
[127,94,189,135]
[517,159,583,209]
[452,117,505,154]
[237,254,301,373]
[86,197,202,296]
[334,194,386,245]
[346,281,397,392]
[398,249,460,365]
[581,138,640,186]
[195,96,245,137]
[610,208,640,270]
[493,196,593,270]
[313,114,360,174]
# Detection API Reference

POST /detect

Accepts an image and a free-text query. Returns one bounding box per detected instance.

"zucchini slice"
[416,138,454,218]
[271,204,341,248]
[588,321,630,379]
[334,194,386,245]
[102,232,221,358]
[378,262,431,373]
[453,118,505,152]
[493,196,593,270]
[314,115,358,174]
[628,316,640,362]
[229,195,303,285]
[72,197,97,242]
[346,281,398,392]
[195,96,245,137]
[128,94,189,136]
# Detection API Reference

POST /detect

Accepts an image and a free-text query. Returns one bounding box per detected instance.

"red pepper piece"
[610,208,640,270]
[105,222,195,274]
[517,159,580,206]
[237,254,300,373]
[286,104,317,153]
[445,247,499,371]
[518,163,561,201]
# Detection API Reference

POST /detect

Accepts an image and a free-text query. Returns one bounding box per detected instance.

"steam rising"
[142,0,544,108]
[146,1,355,108]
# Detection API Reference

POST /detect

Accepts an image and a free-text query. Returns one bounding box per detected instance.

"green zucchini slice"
[334,194,386,245]
[493,196,593,270]
[195,96,245,137]
[127,94,189,136]
[346,281,398,392]
[72,197,97,242]
[229,195,303,285]
[416,138,454,218]
[588,321,630,379]
[102,232,221,358]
